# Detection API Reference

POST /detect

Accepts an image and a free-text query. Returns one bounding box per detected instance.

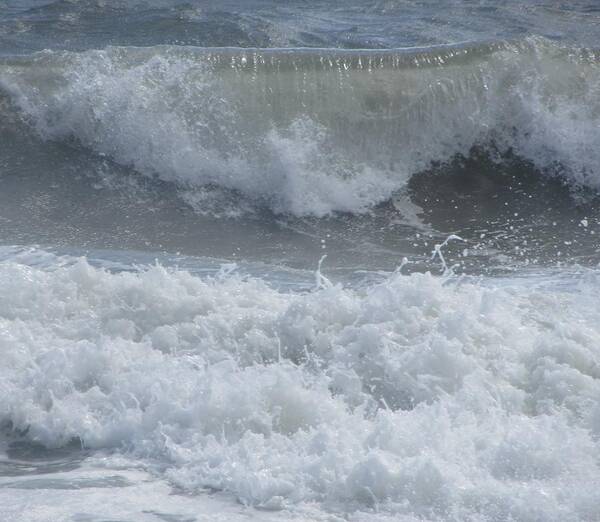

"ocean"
[1,1,600,521]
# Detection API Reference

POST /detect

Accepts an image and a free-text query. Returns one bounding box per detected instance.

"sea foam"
[1,250,599,520]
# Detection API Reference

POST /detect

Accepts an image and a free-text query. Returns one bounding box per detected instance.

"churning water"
[1,2,600,521]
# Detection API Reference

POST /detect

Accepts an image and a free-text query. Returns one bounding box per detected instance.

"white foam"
[0,250,599,520]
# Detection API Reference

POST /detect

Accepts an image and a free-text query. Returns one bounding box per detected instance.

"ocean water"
[1,2,600,521]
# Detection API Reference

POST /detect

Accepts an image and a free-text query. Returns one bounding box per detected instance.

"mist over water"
[1,2,600,521]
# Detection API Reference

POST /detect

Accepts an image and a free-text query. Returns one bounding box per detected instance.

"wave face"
[1,249,600,520]
[1,38,600,216]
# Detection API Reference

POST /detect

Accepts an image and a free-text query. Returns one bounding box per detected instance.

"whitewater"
[1,1,600,521]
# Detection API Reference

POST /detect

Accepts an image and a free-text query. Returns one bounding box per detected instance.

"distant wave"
[1,37,599,216]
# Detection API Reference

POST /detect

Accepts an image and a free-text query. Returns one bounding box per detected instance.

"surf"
[0,246,599,519]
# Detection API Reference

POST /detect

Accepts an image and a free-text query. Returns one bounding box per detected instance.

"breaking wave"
[1,37,600,216]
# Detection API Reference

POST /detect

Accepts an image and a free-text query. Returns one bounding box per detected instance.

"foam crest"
[1,251,600,519]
